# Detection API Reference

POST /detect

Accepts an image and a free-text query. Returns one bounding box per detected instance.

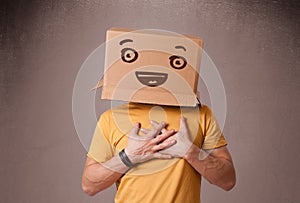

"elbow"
[210,173,236,191]
[82,186,95,196]
[82,182,98,196]
[221,165,236,191]
[223,179,236,191]
[222,174,236,191]
[82,178,109,196]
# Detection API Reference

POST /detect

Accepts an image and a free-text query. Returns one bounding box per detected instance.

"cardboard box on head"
[97,27,203,107]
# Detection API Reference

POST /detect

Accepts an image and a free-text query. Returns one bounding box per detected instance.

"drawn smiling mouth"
[135,71,168,87]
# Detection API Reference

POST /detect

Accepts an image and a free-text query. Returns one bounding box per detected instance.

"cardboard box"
[99,27,203,106]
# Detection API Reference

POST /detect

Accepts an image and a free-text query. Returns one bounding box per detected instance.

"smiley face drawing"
[99,27,203,106]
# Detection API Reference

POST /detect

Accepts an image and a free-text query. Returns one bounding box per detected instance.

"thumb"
[130,122,141,136]
[179,117,188,133]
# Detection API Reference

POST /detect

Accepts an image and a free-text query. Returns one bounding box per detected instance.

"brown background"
[1,0,299,202]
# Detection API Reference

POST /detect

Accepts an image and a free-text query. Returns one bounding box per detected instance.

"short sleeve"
[87,113,115,163]
[202,107,227,150]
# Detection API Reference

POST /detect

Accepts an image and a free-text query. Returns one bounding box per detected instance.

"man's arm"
[158,117,236,191]
[82,156,128,196]
[184,145,236,191]
[82,122,176,196]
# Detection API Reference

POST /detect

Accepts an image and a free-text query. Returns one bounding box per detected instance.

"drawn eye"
[121,48,138,63]
[169,55,187,69]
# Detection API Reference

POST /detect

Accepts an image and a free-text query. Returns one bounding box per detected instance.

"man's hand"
[150,117,236,191]
[153,117,194,158]
[82,121,176,196]
[125,121,177,165]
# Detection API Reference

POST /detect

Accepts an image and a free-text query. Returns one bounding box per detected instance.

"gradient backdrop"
[1,0,299,203]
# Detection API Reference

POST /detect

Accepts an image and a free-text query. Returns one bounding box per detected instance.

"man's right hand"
[82,120,176,196]
[124,121,176,165]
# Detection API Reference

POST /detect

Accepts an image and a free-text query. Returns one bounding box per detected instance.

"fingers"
[153,152,173,159]
[151,129,175,144]
[140,128,150,135]
[161,128,167,134]
[150,120,168,134]
[150,120,159,126]
[146,121,166,138]
[155,121,166,132]
[152,135,176,151]
[150,120,166,130]
[130,122,141,136]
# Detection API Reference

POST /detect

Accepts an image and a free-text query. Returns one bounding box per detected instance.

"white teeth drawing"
[137,74,166,78]
[135,71,168,87]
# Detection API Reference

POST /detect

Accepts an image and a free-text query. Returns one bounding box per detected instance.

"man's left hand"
[151,117,194,158]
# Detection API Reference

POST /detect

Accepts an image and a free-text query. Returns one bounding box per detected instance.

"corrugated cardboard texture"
[101,28,203,106]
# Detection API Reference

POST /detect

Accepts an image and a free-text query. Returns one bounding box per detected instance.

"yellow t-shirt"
[87,103,227,203]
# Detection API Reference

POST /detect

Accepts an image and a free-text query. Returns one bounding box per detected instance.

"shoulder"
[98,103,135,128]
[198,104,212,117]
[99,103,131,119]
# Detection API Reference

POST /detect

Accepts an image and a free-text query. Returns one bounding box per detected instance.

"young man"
[81,28,236,203]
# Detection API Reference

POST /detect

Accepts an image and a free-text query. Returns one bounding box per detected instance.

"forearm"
[82,121,176,196]
[82,156,129,196]
[184,145,236,191]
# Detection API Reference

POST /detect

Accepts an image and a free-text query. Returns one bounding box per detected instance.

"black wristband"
[119,149,137,168]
